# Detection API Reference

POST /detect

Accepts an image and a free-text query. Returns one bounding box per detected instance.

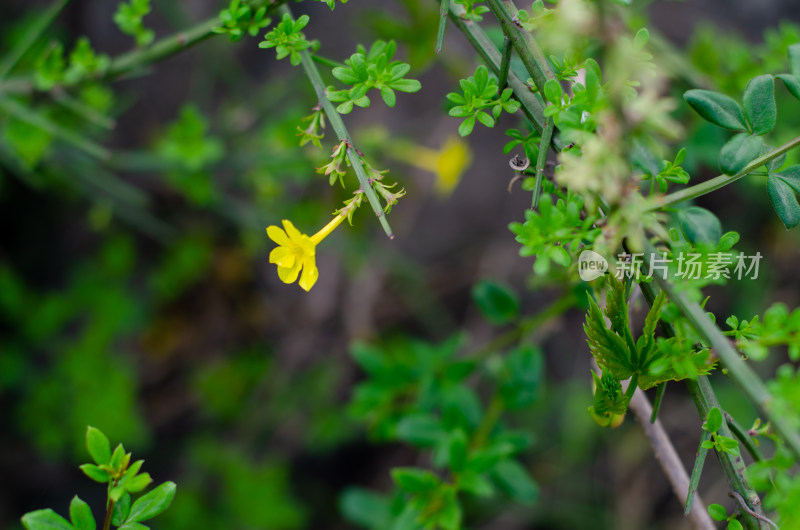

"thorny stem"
[532,119,554,209]
[638,278,765,529]
[685,428,711,516]
[497,37,513,90]
[652,134,800,211]
[280,5,393,238]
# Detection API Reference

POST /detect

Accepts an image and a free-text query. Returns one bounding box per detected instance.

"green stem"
[436,0,450,53]
[0,0,285,93]
[726,412,765,462]
[685,428,711,516]
[637,276,765,528]
[497,37,513,90]
[649,382,667,423]
[282,5,393,238]
[446,4,551,138]
[487,0,556,90]
[532,118,554,209]
[652,134,800,211]
[310,54,346,69]
[0,0,70,79]
[644,241,800,462]
[468,292,575,359]
[471,394,504,449]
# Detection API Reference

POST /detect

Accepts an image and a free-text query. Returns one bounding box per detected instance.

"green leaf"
[471,280,520,325]
[21,509,75,530]
[742,75,776,135]
[476,111,495,128]
[728,519,744,530]
[458,116,476,136]
[85,426,111,465]
[718,133,762,175]
[126,482,176,523]
[768,173,800,229]
[380,86,396,107]
[111,492,131,527]
[457,471,494,497]
[339,488,389,528]
[774,165,800,193]
[777,73,800,101]
[390,79,421,92]
[394,414,447,446]
[704,407,723,433]
[491,459,538,504]
[677,206,722,245]
[125,473,152,493]
[544,78,562,105]
[438,495,462,530]
[391,468,440,494]
[79,464,110,483]
[684,89,746,130]
[789,43,800,77]
[69,497,95,530]
[445,430,468,472]
[708,503,728,521]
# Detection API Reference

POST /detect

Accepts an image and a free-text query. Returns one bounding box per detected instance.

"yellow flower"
[266,215,345,291]
[394,136,473,197]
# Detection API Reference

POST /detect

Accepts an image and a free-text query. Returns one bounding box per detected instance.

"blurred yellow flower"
[404,136,473,196]
[266,215,345,291]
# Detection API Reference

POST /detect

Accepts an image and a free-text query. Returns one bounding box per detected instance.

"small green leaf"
[471,279,520,325]
[380,86,396,107]
[126,482,176,523]
[339,488,390,529]
[704,407,723,433]
[395,414,447,446]
[21,509,74,530]
[684,89,746,130]
[708,503,728,521]
[544,79,562,105]
[768,173,800,229]
[458,115,476,136]
[788,43,800,77]
[491,459,538,504]
[79,464,110,483]
[69,496,95,530]
[777,73,800,101]
[111,492,132,527]
[677,206,721,245]
[476,111,495,128]
[718,133,762,175]
[742,75,776,135]
[445,430,468,472]
[390,79,421,92]
[438,495,462,530]
[457,471,494,497]
[391,468,440,494]
[633,28,649,49]
[728,519,744,530]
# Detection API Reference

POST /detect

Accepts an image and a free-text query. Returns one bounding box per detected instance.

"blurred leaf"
[491,459,539,504]
[471,280,520,325]
[21,509,74,530]
[339,488,390,528]
[678,206,722,245]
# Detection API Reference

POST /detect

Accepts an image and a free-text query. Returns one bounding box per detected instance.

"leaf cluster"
[328,40,421,114]
[113,0,154,48]
[446,65,520,136]
[213,0,271,42]
[258,13,311,66]
[21,426,176,530]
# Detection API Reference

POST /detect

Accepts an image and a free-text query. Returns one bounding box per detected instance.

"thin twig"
[628,388,716,530]
[686,428,711,516]
[282,5,393,238]
[497,37,513,90]
[729,491,778,529]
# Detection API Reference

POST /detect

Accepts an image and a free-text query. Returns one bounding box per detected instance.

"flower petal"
[282,219,303,242]
[269,247,296,268]
[298,254,319,291]
[267,225,290,246]
[276,262,301,284]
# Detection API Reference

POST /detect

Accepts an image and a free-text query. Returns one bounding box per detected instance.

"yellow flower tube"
[266,214,346,291]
